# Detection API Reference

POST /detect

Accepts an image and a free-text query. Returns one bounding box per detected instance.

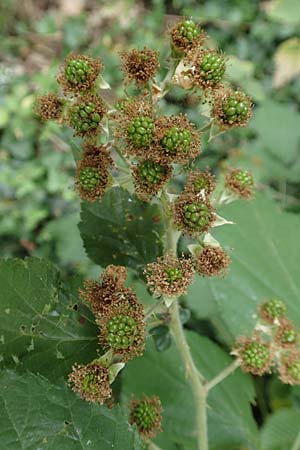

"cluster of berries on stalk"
[35,17,258,443]
[233,299,300,385]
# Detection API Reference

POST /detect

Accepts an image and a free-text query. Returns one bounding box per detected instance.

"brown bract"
[57,53,103,94]
[194,245,231,277]
[169,20,206,53]
[130,395,163,439]
[184,168,216,196]
[121,47,160,85]
[278,349,300,385]
[76,143,113,201]
[79,264,128,315]
[97,297,145,362]
[152,114,201,164]
[211,88,252,129]
[35,93,64,122]
[113,97,155,158]
[225,168,254,199]
[68,363,111,404]
[173,192,215,238]
[144,253,195,297]
[132,160,172,202]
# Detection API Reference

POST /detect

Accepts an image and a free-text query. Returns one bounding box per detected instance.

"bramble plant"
[6,16,296,450]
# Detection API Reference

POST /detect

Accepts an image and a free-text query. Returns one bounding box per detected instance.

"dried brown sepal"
[130,395,163,439]
[185,48,226,90]
[68,363,111,404]
[151,114,201,164]
[194,245,231,277]
[225,168,254,199]
[121,47,160,85]
[278,349,300,385]
[211,88,253,130]
[275,318,298,348]
[233,335,273,376]
[184,168,216,196]
[113,97,155,158]
[57,53,103,94]
[35,93,64,122]
[97,296,145,362]
[76,143,113,202]
[169,19,206,54]
[79,264,129,315]
[68,93,107,138]
[144,253,195,297]
[132,160,172,202]
[173,192,215,238]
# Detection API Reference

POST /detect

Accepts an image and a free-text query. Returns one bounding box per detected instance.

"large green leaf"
[0,370,141,450]
[79,187,164,270]
[188,194,300,342]
[0,257,98,381]
[260,408,300,450]
[122,331,258,450]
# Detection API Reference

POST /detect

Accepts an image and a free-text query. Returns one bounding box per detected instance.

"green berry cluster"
[165,267,183,283]
[161,126,192,154]
[127,116,154,148]
[281,329,297,345]
[82,373,96,393]
[70,102,101,133]
[79,167,102,191]
[262,299,287,321]
[183,202,211,230]
[106,314,137,350]
[179,20,200,42]
[200,52,225,83]
[222,94,250,123]
[131,401,159,432]
[232,170,253,188]
[243,342,270,370]
[65,59,91,85]
[287,361,300,381]
[194,176,209,192]
[138,160,165,184]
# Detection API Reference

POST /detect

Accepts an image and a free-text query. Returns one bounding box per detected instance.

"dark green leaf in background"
[79,187,164,270]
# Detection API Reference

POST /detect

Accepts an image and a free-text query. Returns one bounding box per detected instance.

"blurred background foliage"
[1,0,300,273]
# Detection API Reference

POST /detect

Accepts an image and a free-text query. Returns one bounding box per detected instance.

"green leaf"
[273,38,300,88]
[261,408,300,449]
[189,194,300,341]
[122,331,258,450]
[0,257,98,381]
[265,0,300,25]
[250,100,300,164]
[79,187,164,270]
[0,370,141,450]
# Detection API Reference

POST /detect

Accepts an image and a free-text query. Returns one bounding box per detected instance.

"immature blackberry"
[68,363,111,404]
[212,89,252,129]
[161,126,192,154]
[276,319,298,347]
[170,19,205,53]
[133,160,171,201]
[127,115,155,148]
[278,350,300,385]
[184,169,216,196]
[106,314,138,350]
[165,267,183,283]
[234,336,272,375]
[174,194,215,237]
[58,53,102,93]
[138,160,166,184]
[130,396,162,438]
[69,95,106,137]
[226,169,254,199]
[259,299,287,324]
[79,167,102,191]
[189,49,226,89]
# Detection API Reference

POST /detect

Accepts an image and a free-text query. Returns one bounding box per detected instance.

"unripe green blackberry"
[184,169,216,196]
[161,126,192,154]
[226,169,254,199]
[70,102,100,132]
[199,51,226,84]
[130,396,162,438]
[287,361,300,381]
[276,319,298,348]
[279,350,300,385]
[260,299,287,323]
[106,314,138,350]
[127,115,154,148]
[138,160,165,184]
[165,267,183,283]
[281,329,297,345]
[65,58,92,85]
[79,167,102,191]
[222,94,250,123]
[243,341,270,369]
[183,201,211,230]
[68,363,111,404]
[179,20,200,42]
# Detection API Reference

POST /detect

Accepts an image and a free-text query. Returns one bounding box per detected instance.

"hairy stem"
[205,359,240,392]
[291,429,300,450]
[169,300,208,450]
